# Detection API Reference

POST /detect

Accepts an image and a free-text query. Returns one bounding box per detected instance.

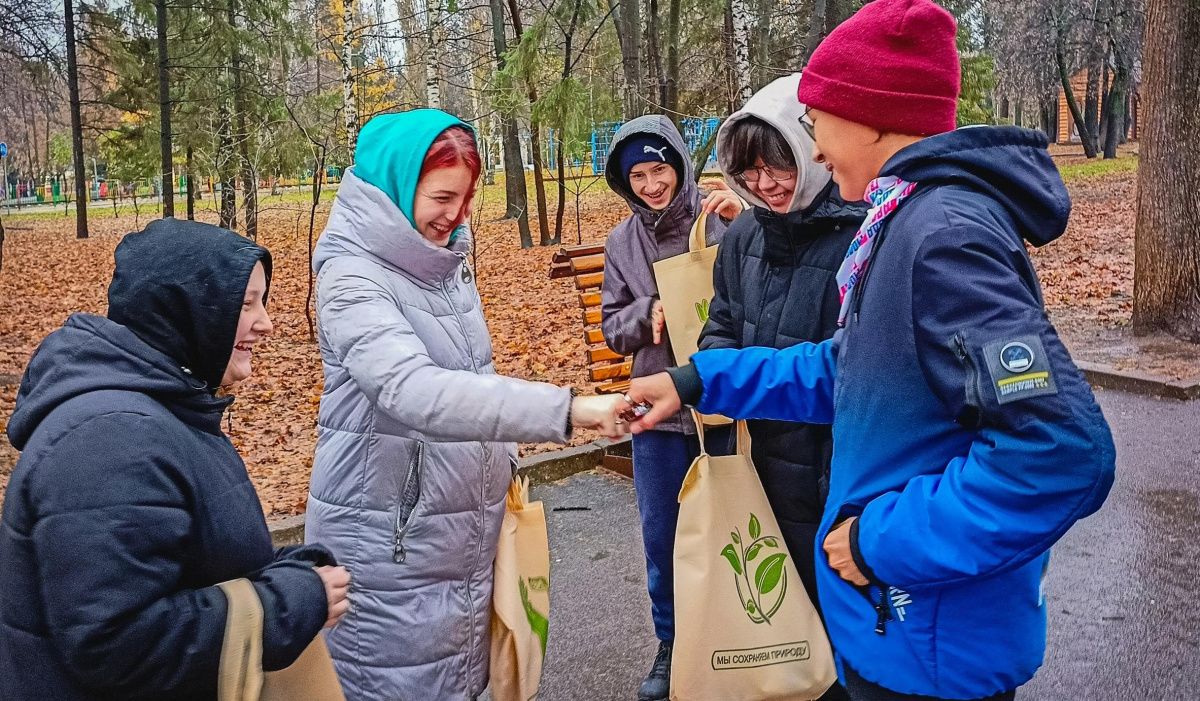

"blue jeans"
[632,426,730,641]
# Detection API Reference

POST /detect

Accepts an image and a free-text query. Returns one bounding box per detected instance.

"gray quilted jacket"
[305,169,571,700]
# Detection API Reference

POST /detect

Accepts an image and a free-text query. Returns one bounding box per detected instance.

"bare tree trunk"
[608,0,643,118]
[552,0,582,245]
[489,0,532,246]
[156,0,174,217]
[229,0,255,239]
[65,0,88,238]
[1054,14,1097,158]
[185,145,195,220]
[1084,43,1103,155]
[645,0,665,108]
[724,1,737,112]
[730,0,752,109]
[665,0,681,115]
[531,118,551,244]
[343,0,359,152]
[426,0,444,108]
[1133,0,1200,340]
[506,0,550,242]
[1102,60,1129,159]
[753,0,774,90]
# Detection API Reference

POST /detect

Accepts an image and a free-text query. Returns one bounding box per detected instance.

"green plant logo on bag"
[719,513,788,625]
[519,577,549,655]
[695,298,711,324]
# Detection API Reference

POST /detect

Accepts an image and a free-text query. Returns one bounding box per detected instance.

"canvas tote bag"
[217,578,346,701]
[653,214,730,425]
[489,476,552,701]
[670,412,837,701]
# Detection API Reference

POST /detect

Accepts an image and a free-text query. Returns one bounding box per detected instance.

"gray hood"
[314,168,472,286]
[717,73,833,213]
[605,115,700,230]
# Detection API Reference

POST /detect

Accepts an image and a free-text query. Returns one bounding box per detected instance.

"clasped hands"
[568,372,684,439]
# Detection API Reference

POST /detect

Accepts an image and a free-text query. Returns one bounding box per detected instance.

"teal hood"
[353,109,473,227]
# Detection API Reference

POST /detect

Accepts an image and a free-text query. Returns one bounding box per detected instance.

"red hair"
[420,126,481,226]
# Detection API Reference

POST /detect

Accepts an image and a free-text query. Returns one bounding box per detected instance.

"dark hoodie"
[677,127,1115,697]
[0,219,332,700]
[600,115,726,433]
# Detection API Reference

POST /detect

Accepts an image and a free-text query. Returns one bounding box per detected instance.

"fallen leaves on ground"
[2,163,1195,516]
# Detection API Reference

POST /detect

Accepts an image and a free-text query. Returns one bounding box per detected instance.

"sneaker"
[637,640,673,701]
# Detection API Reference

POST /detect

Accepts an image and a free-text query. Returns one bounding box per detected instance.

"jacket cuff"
[849,516,884,587]
[667,363,703,406]
[275,543,338,568]
[564,387,577,440]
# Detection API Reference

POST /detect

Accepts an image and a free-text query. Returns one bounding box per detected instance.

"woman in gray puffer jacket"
[305,109,623,701]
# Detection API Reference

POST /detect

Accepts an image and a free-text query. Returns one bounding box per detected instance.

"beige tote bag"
[652,213,720,367]
[217,578,346,701]
[653,214,730,425]
[489,476,552,701]
[670,412,837,701]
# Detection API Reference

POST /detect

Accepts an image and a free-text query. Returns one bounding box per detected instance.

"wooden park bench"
[549,243,632,395]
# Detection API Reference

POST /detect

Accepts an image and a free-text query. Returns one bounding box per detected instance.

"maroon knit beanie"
[798,0,960,136]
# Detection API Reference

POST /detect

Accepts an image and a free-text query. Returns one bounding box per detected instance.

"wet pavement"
[529,387,1200,700]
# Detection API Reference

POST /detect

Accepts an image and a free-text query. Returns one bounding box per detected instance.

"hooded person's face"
[221,262,273,387]
[628,161,679,211]
[736,158,798,214]
[413,163,475,246]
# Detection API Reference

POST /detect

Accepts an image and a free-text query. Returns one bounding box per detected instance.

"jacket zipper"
[442,270,487,695]
[953,332,985,429]
[392,441,425,563]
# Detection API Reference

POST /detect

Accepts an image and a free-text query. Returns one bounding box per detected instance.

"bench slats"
[585,327,605,345]
[597,379,631,395]
[569,254,605,275]
[589,361,632,382]
[582,308,602,325]
[587,345,624,364]
[579,291,601,309]
[575,271,604,290]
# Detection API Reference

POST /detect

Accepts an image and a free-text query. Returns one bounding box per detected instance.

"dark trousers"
[631,427,729,641]
[843,666,1015,701]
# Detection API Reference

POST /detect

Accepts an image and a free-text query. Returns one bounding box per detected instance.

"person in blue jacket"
[621,1,1117,700]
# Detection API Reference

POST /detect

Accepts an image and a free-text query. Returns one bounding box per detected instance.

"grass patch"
[1058,155,1138,183]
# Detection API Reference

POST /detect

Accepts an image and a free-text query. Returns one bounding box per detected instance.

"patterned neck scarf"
[836,175,919,326]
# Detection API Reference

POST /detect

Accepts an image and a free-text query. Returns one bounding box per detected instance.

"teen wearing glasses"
[696,72,866,701]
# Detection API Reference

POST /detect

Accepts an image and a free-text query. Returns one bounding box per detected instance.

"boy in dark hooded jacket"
[600,114,740,701]
[623,2,1116,699]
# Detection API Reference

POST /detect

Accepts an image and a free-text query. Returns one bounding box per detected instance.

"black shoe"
[637,640,672,701]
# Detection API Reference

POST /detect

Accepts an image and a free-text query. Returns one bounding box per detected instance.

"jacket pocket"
[392,441,425,563]
[952,332,985,429]
[829,504,895,636]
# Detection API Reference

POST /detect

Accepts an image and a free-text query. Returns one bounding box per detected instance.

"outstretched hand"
[570,394,630,439]
[623,372,682,434]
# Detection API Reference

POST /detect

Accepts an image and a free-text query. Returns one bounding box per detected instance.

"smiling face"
[221,261,272,388]
[413,163,474,246]
[628,161,679,211]
[737,159,798,213]
[808,108,924,202]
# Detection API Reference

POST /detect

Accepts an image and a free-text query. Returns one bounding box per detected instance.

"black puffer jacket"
[699,186,864,591]
[0,219,333,700]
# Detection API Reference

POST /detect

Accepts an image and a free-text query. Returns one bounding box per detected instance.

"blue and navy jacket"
[673,127,1116,698]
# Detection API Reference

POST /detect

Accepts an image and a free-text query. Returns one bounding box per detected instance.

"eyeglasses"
[733,164,795,187]
[799,107,815,141]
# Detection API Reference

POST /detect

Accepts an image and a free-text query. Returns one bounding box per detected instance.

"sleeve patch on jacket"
[983,336,1058,404]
